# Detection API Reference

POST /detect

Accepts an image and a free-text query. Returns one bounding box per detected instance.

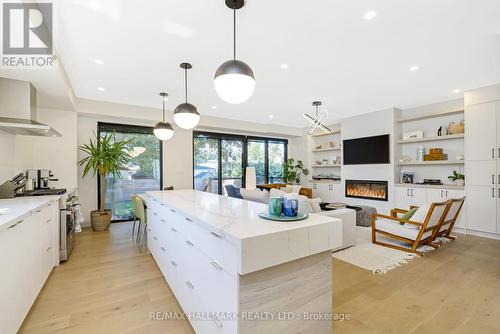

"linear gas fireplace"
[345,179,388,201]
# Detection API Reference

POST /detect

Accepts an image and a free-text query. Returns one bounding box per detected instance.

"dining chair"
[131,195,147,252]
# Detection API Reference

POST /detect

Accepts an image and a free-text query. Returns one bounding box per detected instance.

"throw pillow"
[269,188,286,198]
[404,204,430,230]
[240,188,270,204]
[399,207,418,224]
[308,198,323,213]
[281,186,292,193]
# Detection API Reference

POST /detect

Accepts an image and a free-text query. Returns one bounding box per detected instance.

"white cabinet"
[465,97,500,236]
[0,200,60,334]
[309,181,341,202]
[466,186,497,233]
[394,186,427,208]
[465,102,497,161]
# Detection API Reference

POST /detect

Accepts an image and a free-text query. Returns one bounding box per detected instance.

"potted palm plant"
[78,132,131,231]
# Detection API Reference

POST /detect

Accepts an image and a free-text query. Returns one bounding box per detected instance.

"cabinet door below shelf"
[466,185,497,233]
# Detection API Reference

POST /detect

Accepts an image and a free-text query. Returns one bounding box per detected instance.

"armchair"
[372,201,449,256]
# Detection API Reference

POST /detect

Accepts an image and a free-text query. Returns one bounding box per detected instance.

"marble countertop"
[146,190,342,243]
[0,196,61,232]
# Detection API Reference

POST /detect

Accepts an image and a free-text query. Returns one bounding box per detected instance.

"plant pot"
[90,209,112,232]
[454,179,465,187]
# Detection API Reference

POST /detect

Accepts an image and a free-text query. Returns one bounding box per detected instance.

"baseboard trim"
[453,228,500,241]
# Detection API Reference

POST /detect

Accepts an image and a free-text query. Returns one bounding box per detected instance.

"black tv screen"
[343,134,390,165]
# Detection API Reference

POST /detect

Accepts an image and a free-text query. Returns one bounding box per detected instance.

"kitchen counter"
[0,196,61,232]
[145,190,342,333]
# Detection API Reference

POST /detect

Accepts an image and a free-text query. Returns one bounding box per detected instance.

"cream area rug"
[332,227,443,274]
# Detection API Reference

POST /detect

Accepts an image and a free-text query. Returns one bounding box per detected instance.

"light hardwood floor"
[20,222,500,334]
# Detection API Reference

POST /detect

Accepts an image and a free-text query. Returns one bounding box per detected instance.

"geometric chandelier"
[303,101,332,135]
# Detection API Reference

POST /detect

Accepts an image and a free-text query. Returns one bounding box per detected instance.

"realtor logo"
[3,2,53,54]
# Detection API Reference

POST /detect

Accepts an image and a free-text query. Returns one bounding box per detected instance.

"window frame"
[192,131,288,195]
[97,122,164,222]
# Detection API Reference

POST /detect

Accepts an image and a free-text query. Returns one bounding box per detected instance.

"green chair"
[130,194,139,238]
[131,195,147,252]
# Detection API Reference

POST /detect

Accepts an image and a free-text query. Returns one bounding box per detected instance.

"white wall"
[341,108,397,214]
[0,131,33,184]
[0,108,77,189]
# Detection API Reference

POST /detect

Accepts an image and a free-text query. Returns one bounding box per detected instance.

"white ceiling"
[54,0,500,127]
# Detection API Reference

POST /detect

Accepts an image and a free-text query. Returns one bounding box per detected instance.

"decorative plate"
[258,212,309,222]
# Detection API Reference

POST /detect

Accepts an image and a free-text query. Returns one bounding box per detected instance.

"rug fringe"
[372,253,418,275]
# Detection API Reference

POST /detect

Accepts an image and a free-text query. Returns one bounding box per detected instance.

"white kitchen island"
[144,190,343,334]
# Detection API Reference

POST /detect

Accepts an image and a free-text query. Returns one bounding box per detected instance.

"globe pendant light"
[154,92,174,140]
[214,0,255,104]
[174,63,200,129]
[303,101,332,135]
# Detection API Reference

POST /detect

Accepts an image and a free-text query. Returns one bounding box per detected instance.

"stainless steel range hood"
[0,78,61,137]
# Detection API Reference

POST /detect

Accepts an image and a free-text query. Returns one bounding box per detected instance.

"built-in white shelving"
[312,164,342,168]
[394,183,464,190]
[397,160,464,166]
[312,147,341,152]
[397,133,464,144]
[397,108,464,123]
[311,129,341,137]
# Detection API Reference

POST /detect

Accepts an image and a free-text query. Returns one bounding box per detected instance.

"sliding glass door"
[193,136,219,194]
[98,122,162,221]
[221,139,244,195]
[193,131,287,195]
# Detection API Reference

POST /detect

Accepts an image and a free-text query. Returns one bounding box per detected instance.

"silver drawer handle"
[185,240,194,246]
[212,317,223,328]
[147,228,151,232]
[35,209,41,214]
[46,246,52,252]
[8,220,23,229]
[161,219,166,222]
[161,247,166,252]
[185,281,194,289]
[493,174,495,185]
[153,236,158,240]
[46,219,51,223]
[160,203,165,206]
[170,260,177,267]
[48,203,52,207]
[153,212,158,216]
[210,261,223,271]
[170,227,177,232]
[170,209,176,213]
[210,231,222,239]
[153,198,158,202]
[185,217,192,222]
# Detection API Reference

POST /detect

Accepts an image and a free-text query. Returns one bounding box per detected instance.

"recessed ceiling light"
[280,64,289,69]
[94,59,104,65]
[364,11,377,20]
[97,87,105,92]
[409,66,419,72]
[452,89,461,93]
[211,105,217,109]
[268,114,274,119]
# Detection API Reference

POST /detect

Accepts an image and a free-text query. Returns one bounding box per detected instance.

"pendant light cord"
[184,67,188,103]
[233,0,236,60]
[162,98,166,122]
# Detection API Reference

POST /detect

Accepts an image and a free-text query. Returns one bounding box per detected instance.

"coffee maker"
[38,169,56,189]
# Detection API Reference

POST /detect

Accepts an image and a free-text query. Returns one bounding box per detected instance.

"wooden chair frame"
[371,201,450,256]
[433,197,465,241]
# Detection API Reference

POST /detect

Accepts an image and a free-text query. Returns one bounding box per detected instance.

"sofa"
[239,188,356,251]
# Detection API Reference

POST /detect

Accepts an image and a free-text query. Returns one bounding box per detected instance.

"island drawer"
[175,214,239,277]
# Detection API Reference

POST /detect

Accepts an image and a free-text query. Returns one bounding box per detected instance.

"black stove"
[17,188,67,197]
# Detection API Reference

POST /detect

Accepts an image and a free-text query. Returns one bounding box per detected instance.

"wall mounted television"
[343,134,390,165]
